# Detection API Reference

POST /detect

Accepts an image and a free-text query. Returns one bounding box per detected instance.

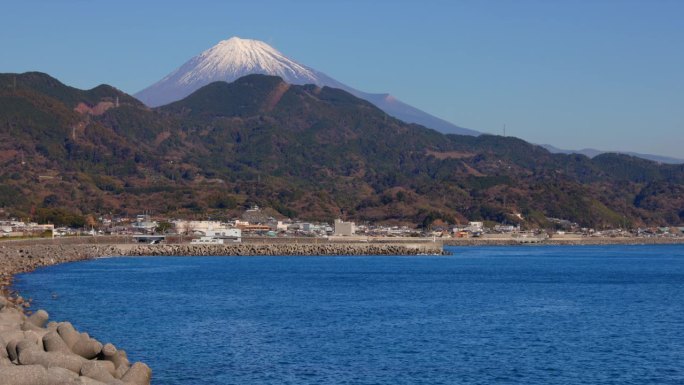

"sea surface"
[14,245,684,385]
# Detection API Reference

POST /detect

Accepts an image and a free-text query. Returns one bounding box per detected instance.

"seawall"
[444,236,684,246]
[117,242,445,257]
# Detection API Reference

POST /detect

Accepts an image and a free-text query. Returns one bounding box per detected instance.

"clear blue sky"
[2,0,683,158]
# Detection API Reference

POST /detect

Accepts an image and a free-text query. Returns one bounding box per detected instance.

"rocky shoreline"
[0,241,445,384]
[0,244,151,385]
[4,238,680,383]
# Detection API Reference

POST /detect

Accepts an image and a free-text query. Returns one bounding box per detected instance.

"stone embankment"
[444,236,684,247]
[117,242,446,257]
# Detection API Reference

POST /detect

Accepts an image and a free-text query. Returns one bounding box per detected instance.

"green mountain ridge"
[1,71,682,228]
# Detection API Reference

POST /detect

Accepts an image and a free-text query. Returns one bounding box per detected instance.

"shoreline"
[0,241,444,384]
[2,238,683,383]
[0,244,152,384]
[444,236,684,246]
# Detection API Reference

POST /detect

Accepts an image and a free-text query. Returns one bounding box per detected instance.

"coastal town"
[2,205,683,244]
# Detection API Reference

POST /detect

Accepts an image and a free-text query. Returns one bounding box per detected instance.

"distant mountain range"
[135,37,479,136]
[542,144,683,165]
[134,36,680,164]
[1,71,683,228]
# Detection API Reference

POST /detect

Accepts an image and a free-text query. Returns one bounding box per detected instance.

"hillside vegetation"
[1,72,682,228]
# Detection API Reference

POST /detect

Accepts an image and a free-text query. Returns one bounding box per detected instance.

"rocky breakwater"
[0,240,444,384]
[118,242,446,257]
[0,244,151,385]
[0,298,151,385]
[0,245,120,291]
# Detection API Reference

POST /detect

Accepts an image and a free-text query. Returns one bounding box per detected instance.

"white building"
[191,237,225,244]
[132,215,157,233]
[334,219,355,236]
[173,220,222,235]
[275,221,289,232]
[468,221,484,229]
[205,228,241,242]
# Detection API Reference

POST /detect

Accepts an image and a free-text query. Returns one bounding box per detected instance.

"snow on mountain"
[135,37,479,136]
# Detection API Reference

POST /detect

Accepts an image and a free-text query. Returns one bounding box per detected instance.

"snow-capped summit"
[135,37,478,136]
[173,37,321,87]
[135,36,337,108]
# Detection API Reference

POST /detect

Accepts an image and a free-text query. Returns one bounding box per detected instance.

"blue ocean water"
[14,245,684,385]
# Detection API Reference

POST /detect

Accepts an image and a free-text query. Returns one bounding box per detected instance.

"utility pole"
[503,124,506,137]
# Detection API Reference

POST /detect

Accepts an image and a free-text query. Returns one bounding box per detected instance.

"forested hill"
[1,72,682,228]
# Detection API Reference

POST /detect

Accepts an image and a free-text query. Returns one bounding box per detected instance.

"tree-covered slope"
[1,72,682,228]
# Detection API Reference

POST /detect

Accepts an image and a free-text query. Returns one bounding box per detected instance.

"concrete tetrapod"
[56,323,81,350]
[120,362,152,385]
[71,336,103,360]
[17,347,86,374]
[80,360,118,384]
[7,339,21,362]
[0,364,48,385]
[1,244,154,385]
[45,366,79,384]
[27,310,49,329]
[0,357,12,367]
[101,346,130,379]
[42,331,72,354]
[0,336,7,359]
[71,377,111,385]
[21,320,46,333]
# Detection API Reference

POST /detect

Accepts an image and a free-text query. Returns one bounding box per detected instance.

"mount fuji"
[135,37,479,136]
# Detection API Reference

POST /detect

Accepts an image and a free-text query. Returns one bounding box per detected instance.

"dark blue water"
[14,245,684,384]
